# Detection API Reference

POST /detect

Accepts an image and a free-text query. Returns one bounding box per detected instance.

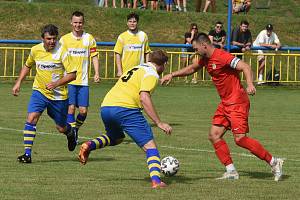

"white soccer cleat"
[271,158,284,181]
[216,170,239,180]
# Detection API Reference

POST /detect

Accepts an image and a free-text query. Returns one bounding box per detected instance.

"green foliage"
[1,82,300,199]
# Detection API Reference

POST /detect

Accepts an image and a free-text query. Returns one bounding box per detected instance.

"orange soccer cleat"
[78,142,91,165]
[151,181,167,189]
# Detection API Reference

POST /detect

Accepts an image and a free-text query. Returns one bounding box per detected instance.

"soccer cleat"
[271,158,284,181]
[67,127,77,151]
[74,127,79,144]
[151,181,167,189]
[17,153,32,163]
[216,170,239,180]
[78,142,91,165]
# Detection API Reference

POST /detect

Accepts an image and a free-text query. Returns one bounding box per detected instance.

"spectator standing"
[253,24,281,84]
[195,0,203,12]
[231,20,252,56]
[203,0,216,13]
[105,0,117,8]
[176,0,187,12]
[165,0,173,11]
[208,21,226,49]
[133,0,147,9]
[114,13,151,77]
[150,0,159,10]
[232,0,251,14]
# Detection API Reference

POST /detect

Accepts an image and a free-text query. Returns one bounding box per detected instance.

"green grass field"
[0,82,300,199]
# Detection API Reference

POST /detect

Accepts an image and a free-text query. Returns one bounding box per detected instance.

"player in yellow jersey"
[12,24,77,163]
[78,50,172,188]
[60,11,100,142]
[114,12,151,77]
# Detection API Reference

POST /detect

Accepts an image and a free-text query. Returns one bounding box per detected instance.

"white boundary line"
[0,126,298,162]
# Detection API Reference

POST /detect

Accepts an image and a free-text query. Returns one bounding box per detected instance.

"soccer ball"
[161,156,179,177]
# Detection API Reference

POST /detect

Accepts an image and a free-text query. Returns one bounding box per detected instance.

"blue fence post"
[226,0,232,52]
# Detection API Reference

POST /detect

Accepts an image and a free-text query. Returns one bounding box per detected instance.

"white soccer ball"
[161,156,179,177]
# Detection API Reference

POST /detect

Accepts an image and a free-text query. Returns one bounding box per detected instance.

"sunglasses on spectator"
[192,27,198,29]
[216,25,222,28]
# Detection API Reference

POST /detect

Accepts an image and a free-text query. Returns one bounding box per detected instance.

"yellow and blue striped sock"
[76,114,86,129]
[67,114,76,128]
[89,134,111,151]
[146,149,161,183]
[23,122,36,156]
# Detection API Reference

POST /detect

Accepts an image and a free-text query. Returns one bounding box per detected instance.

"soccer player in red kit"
[161,33,284,181]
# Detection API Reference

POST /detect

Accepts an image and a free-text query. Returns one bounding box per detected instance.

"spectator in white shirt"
[253,24,281,84]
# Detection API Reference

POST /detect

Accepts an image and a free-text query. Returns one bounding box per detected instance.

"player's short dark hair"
[240,20,249,26]
[194,32,211,44]
[215,21,223,25]
[41,24,58,38]
[148,50,168,66]
[72,11,84,21]
[127,12,139,22]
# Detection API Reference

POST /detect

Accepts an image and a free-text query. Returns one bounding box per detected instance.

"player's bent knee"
[234,134,246,144]
[56,125,66,133]
[79,107,88,115]
[143,140,157,151]
[110,138,124,146]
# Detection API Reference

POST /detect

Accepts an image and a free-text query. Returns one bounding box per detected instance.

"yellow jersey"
[114,30,151,72]
[101,62,158,109]
[59,32,98,86]
[25,43,76,100]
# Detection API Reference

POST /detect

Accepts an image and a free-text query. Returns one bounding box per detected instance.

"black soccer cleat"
[67,127,77,151]
[17,154,32,163]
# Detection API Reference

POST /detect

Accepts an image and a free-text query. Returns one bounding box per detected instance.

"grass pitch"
[0,82,300,199]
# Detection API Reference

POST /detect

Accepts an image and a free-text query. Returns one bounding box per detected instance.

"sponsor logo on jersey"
[68,48,88,57]
[36,61,62,70]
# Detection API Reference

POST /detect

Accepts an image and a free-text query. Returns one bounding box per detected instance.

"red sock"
[235,136,272,164]
[213,140,233,166]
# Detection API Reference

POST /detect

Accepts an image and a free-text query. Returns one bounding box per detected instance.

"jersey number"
[121,67,139,82]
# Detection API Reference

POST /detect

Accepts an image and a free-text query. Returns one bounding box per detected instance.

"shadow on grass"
[37,156,115,163]
[239,170,290,181]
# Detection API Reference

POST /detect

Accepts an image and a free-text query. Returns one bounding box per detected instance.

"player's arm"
[235,60,256,95]
[46,72,76,90]
[92,55,100,82]
[115,53,123,77]
[12,65,31,96]
[140,91,172,135]
[161,60,202,85]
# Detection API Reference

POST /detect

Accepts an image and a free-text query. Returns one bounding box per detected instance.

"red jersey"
[199,48,249,105]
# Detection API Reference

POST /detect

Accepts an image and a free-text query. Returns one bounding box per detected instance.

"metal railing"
[0,41,299,83]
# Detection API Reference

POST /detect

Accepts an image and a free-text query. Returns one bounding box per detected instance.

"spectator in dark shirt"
[181,23,198,83]
[231,20,252,54]
[208,21,226,49]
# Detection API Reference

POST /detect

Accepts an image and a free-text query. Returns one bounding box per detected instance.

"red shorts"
[212,102,250,134]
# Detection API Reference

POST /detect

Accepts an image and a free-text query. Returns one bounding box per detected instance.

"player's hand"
[46,82,58,90]
[160,74,173,85]
[157,122,172,135]
[246,84,256,96]
[12,83,21,96]
[94,74,100,83]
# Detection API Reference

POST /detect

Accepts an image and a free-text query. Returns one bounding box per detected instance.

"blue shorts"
[68,84,89,107]
[27,90,68,127]
[165,0,173,5]
[100,106,154,147]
